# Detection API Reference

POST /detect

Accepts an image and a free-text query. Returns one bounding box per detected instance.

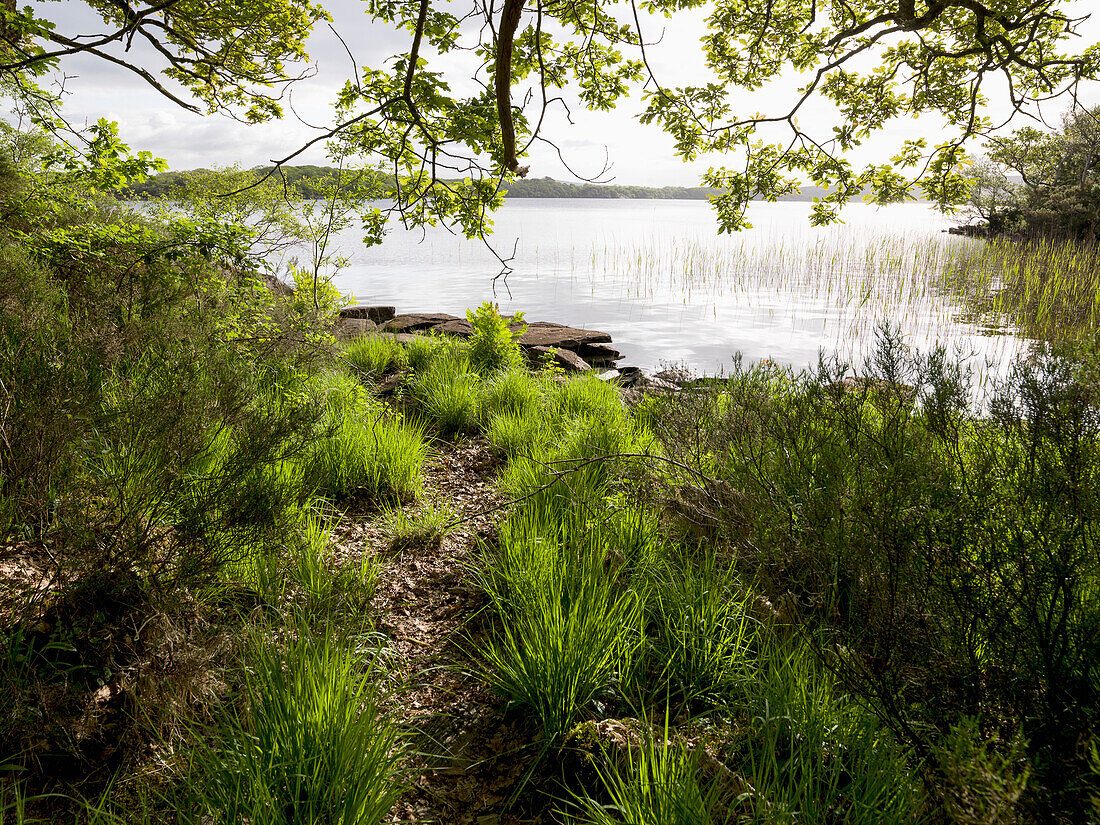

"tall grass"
[343,334,408,379]
[408,349,481,437]
[733,641,923,824]
[478,546,642,741]
[942,236,1100,340]
[567,716,731,825]
[301,371,426,500]
[644,548,756,707]
[184,625,404,825]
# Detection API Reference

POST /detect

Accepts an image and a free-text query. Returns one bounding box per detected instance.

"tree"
[967,106,1100,239]
[2,0,1099,235]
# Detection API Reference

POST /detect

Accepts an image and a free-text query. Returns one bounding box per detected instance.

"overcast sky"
[39,0,1100,186]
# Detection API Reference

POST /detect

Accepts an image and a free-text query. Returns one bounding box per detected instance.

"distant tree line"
[120,168,838,202]
[121,165,351,200]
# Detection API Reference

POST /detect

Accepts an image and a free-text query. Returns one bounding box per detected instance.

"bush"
[466,301,526,374]
[645,326,1100,817]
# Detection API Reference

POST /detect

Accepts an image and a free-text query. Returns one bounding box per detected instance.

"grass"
[408,351,481,438]
[732,641,923,824]
[343,334,409,380]
[942,235,1100,341]
[300,370,427,501]
[184,624,405,825]
[477,547,642,741]
[567,715,732,825]
[381,498,457,552]
[480,368,548,419]
[485,409,548,459]
[643,548,756,707]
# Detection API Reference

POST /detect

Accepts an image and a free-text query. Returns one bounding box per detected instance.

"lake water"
[329,199,1023,377]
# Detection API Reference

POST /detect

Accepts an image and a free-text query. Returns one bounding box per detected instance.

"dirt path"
[339,439,547,825]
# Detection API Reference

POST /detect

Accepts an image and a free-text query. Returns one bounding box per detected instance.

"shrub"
[646,325,1100,816]
[466,301,526,374]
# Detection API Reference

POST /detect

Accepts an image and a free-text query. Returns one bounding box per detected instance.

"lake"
[328,199,1024,377]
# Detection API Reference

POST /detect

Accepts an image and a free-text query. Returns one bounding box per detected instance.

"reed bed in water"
[561,230,1017,365]
[941,236,1100,342]
[558,229,1100,370]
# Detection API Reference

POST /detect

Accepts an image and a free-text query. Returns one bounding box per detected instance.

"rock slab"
[340,305,397,323]
[526,345,591,373]
[385,313,463,333]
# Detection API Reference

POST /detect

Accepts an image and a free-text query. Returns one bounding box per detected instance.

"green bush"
[647,325,1100,816]
[466,301,526,374]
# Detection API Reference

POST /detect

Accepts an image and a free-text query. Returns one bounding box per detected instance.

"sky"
[35,0,1100,187]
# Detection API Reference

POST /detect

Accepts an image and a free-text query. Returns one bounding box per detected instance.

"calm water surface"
[330,199,1022,376]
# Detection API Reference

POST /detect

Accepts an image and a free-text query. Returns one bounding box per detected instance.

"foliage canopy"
[3,0,1100,233]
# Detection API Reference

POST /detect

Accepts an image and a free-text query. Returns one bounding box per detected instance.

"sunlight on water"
[330,199,1028,377]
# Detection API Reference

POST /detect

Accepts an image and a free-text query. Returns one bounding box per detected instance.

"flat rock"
[385,313,462,333]
[654,368,696,386]
[527,345,591,373]
[340,304,396,323]
[380,332,420,344]
[577,342,622,364]
[432,319,475,337]
[337,317,378,338]
[516,321,613,349]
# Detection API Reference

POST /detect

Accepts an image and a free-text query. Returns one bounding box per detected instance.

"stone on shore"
[340,304,396,323]
[385,313,463,333]
[576,342,622,367]
[526,345,591,373]
[432,319,475,337]
[337,317,378,338]
[516,321,613,350]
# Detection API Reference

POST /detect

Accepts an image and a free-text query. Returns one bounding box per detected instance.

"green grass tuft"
[343,334,409,380]
[184,625,405,825]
